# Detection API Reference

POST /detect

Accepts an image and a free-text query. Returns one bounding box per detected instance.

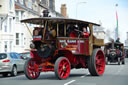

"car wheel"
[24,58,40,80]
[118,57,120,65]
[88,49,105,76]
[2,73,8,77]
[54,57,71,80]
[11,66,17,76]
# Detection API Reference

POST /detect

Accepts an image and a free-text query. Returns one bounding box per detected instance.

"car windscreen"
[21,52,30,58]
[0,54,7,60]
[24,53,30,57]
[10,53,18,59]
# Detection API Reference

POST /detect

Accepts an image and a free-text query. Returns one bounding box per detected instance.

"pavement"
[0,58,128,85]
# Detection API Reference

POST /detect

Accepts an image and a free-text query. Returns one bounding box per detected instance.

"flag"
[115,11,119,40]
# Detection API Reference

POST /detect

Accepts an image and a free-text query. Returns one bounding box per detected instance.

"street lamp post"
[76,2,86,19]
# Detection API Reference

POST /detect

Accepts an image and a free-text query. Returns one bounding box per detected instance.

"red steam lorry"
[21,17,105,80]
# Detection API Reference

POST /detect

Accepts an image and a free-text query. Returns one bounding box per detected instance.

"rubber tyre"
[54,57,71,80]
[88,49,105,76]
[11,66,17,76]
[2,73,8,77]
[122,59,125,65]
[24,58,40,80]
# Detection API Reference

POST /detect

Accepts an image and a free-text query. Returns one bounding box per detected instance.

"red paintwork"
[58,58,70,79]
[30,51,41,60]
[27,59,40,79]
[25,37,105,79]
[69,32,77,38]
[95,50,105,75]
[58,39,89,55]
[122,51,125,59]
[82,32,89,38]
[30,51,55,72]
[29,38,89,73]
[58,50,87,68]
[85,40,89,56]
[33,38,42,41]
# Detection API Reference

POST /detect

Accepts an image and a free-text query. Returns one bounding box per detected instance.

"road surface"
[0,58,128,85]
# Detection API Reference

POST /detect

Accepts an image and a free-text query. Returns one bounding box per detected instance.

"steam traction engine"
[105,41,125,65]
[21,17,105,80]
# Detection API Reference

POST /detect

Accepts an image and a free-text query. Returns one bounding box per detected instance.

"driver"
[81,27,89,38]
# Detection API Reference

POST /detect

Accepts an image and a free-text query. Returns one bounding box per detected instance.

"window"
[24,38,26,45]
[4,25,7,32]
[10,41,13,52]
[15,11,19,22]
[9,0,13,11]
[16,33,19,45]
[4,20,7,32]
[21,33,24,46]
[10,53,18,59]
[4,41,8,52]
[21,11,24,20]
[9,18,12,32]
[15,53,21,59]
[19,0,24,5]
[0,54,7,60]
[46,0,49,7]
[28,0,32,9]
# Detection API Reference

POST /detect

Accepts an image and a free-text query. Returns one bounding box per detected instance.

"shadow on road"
[0,72,24,78]
[6,72,89,80]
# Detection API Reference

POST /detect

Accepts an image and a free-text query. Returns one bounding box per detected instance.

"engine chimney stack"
[43,10,49,17]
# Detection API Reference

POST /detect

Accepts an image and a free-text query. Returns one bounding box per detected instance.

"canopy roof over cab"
[21,17,100,26]
[106,42,124,46]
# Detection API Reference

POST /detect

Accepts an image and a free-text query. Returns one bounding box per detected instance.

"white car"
[0,52,25,77]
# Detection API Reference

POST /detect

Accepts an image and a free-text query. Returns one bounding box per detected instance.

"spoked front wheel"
[24,58,40,80]
[54,57,71,80]
[88,49,105,76]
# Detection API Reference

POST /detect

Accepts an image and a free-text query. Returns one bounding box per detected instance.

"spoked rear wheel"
[88,49,105,76]
[24,58,40,80]
[54,57,71,80]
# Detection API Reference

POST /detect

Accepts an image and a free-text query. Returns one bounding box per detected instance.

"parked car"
[0,52,25,77]
[21,52,31,60]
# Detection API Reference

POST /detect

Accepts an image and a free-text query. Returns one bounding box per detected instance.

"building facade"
[93,26,105,40]
[0,0,63,53]
[0,0,15,53]
[125,32,128,47]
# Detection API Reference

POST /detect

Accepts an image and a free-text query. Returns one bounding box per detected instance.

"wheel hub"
[63,66,66,71]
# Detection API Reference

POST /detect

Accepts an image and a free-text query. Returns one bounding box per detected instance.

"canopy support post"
[57,23,59,37]
[25,23,32,38]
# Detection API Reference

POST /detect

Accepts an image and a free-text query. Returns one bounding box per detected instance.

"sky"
[55,0,128,44]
